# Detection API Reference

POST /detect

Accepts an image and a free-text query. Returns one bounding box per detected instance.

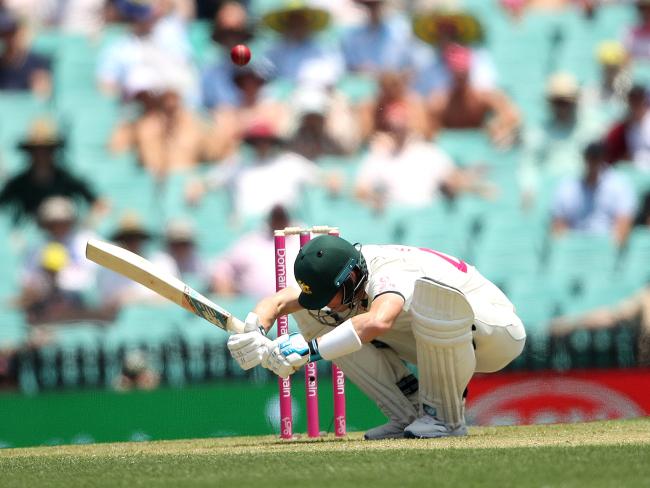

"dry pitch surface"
[2,419,650,487]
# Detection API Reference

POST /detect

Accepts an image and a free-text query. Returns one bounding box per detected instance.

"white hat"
[165,219,195,243]
[37,196,76,223]
[124,65,166,97]
[294,86,330,117]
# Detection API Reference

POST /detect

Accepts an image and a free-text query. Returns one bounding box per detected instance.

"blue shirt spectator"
[96,0,197,105]
[261,3,344,84]
[552,142,637,246]
[200,1,256,110]
[341,1,413,73]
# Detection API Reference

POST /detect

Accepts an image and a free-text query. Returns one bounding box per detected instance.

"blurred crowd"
[2,0,650,389]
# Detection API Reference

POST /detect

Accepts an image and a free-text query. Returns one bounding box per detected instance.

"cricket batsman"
[227,235,526,439]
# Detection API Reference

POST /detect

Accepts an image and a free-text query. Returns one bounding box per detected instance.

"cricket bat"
[86,239,245,334]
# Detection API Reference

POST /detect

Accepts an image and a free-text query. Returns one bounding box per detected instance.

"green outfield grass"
[2,419,650,488]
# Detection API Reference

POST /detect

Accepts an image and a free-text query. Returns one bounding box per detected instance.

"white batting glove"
[227,312,273,370]
[262,333,318,379]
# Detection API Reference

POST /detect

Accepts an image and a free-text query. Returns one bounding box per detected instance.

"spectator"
[519,72,604,207]
[341,0,413,74]
[17,242,114,325]
[261,1,344,84]
[150,218,210,287]
[201,1,256,111]
[605,85,650,170]
[44,0,106,37]
[0,9,52,96]
[428,43,520,149]
[211,205,300,298]
[211,60,289,159]
[354,104,492,212]
[551,284,650,366]
[96,0,198,105]
[97,212,163,307]
[358,70,431,141]
[0,119,106,225]
[623,0,650,61]
[582,41,631,123]
[22,197,97,295]
[551,142,637,247]
[109,67,220,178]
[287,85,349,160]
[113,349,160,391]
[186,120,341,223]
[411,9,497,96]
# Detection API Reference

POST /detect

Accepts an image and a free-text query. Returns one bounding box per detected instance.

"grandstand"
[0,0,649,447]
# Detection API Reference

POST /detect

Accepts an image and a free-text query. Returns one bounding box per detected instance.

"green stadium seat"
[0,309,27,348]
[618,228,650,287]
[545,234,619,295]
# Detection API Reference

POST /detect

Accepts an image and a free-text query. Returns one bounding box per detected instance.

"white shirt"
[356,139,454,207]
[229,152,319,220]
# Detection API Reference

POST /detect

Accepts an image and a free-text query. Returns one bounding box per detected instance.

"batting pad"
[411,278,476,428]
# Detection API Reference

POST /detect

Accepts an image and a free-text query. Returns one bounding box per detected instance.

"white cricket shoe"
[364,420,408,440]
[404,414,468,439]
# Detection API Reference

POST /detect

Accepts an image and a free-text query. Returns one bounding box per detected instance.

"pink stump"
[274,231,292,439]
[329,229,346,437]
[300,230,320,438]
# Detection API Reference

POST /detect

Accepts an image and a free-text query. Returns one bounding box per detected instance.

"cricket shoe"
[364,420,409,440]
[404,411,468,439]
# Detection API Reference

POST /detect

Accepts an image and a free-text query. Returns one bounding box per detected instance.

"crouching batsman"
[227,235,526,439]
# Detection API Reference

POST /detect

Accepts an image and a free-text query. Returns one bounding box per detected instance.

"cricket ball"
[230,44,251,66]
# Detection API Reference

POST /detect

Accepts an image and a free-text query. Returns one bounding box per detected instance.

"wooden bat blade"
[86,239,245,333]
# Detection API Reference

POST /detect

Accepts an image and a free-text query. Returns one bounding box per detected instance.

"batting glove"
[263,333,321,379]
[227,312,273,370]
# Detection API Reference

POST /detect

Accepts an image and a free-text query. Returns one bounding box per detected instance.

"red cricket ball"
[230,44,251,66]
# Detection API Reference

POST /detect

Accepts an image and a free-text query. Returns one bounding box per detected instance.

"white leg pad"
[293,309,418,425]
[411,278,476,428]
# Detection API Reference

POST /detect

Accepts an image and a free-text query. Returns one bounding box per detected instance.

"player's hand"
[263,333,313,378]
[227,312,272,370]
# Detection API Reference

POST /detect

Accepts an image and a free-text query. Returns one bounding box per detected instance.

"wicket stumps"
[273,226,346,439]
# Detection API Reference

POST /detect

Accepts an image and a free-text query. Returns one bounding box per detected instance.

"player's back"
[361,244,484,296]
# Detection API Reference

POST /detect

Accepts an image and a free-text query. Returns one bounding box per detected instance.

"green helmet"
[294,235,365,310]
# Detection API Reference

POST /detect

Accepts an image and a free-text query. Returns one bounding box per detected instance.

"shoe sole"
[403,429,468,439]
[364,433,406,441]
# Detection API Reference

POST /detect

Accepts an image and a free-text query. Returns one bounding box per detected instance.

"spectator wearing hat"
[186,120,341,222]
[201,1,256,111]
[582,41,631,121]
[428,43,520,149]
[551,141,636,247]
[17,242,114,325]
[21,196,98,297]
[287,85,355,161]
[341,0,414,74]
[519,72,605,208]
[97,212,163,307]
[211,204,301,298]
[97,0,198,105]
[0,119,106,225]
[355,104,493,212]
[410,9,498,97]
[358,70,431,142]
[0,9,52,96]
[210,59,291,159]
[149,218,210,288]
[605,85,650,171]
[109,65,221,177]
[261,1,344,84]
[624,0,650,61]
